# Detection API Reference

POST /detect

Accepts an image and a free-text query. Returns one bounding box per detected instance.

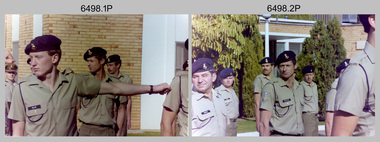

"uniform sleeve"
[335,65,367,116]
[253,76,262,93]
[74,74,101,96]
[325,89,336,111]
[8,84,26,121]
[260,83,275,112]
[162,76,180,113]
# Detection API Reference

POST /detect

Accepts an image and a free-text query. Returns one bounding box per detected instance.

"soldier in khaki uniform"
[5,63,18,136]
[161,61,189,136]
[215,68,239,136]
[300,65,318,136]
[191,58,229,136]
[8,35,171,136]
[332,14,375,136]
[78,47,128,136]
[324,59,349,136]
[106,54,133,136]
[253,57,274,132]
[260,51,304,136]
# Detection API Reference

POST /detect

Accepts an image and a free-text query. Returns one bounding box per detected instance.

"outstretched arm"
[99,82,171,96]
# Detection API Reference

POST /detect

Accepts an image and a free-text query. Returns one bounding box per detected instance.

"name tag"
[224,98,231,101]
[283,98,291,103]
[201,110,211,115]
[28,105,41,111]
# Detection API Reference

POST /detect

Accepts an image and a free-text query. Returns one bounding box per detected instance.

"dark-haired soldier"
[5,63,18,136]
[300,65,318,136]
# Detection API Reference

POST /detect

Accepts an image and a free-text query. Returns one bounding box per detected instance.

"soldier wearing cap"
[191,58,229,136]
[78,47,128,136]
[106,54,133,136]
[253,57,274,132]
[215,68,239,136]
[259,51,304,136]
[325,59,349,136]
[300,65,318,136]
[8,35,171,136]
[161,60,189,136]
[5,63,18,136]
[332,14,375,136]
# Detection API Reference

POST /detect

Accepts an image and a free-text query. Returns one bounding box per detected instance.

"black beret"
[302,65,315,74]
[182,60,189,71]
[259,57,274,64]
[275,51,296,66]
[192,58,214,75]
[83,47,107,61]
[220,68,234,78]
[5,63,18,72]
[106,54,121,64]
[27,58,31,65]
[185,39,189,50]
[25,35,61,55]
[336,59,350,73]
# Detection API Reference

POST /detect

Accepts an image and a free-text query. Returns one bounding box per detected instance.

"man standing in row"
[191,58,229,136]
[260,51,304,136]
[253,57,274,133]
[5,63,18,136]
[300,65,319,136]
[215,68,239,136]
[8,35,170,136]
[78,47,127,136]
[106,54,133,136]
[332,14,375,136]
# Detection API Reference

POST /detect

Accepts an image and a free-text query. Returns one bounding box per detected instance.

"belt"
[81,122,113,129]
[271,130,302,136]
[230,118,237,122]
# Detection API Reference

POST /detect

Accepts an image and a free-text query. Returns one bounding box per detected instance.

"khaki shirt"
[325,78,339,112]
[300,81,319,113]
[117,73,133,85]
[162,71,189,136]
[215,85,239,120]
[260,77,304,135]
[5,80,15,103]
[8,68,101,136]
[192,89,229,136]
[117,72,133,136]
[335,42,375,136]
[78,72,128,126]
[253,74,271,94]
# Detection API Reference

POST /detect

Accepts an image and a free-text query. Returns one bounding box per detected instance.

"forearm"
[254,93,261,127]
[116,104,126,136]
[127,97,132,121]
[12,121,25,136]
[331,110,358,136]
[100,82,170,96]
[325,112,334,136]
[259,109,271,136]
[160,107,176,136]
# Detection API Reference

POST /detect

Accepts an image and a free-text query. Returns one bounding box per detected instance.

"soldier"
[78,47,128,136]
[325,59,349,136]
[8,35,170,136]
[259,51,304,136]
[300,65,318,136]
[253,57,274,132]
[332,14,375,136]
[215,68,239,136]
[161,60,189,136]
[5,63,18,136]
[191,58,229,136]
[106,54,133,136]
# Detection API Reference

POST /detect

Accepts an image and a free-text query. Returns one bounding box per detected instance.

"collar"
[364,41,375,64]
[192,89,216,101]
[277,77,299,89]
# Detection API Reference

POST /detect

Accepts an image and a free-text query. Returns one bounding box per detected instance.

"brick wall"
[15,14,144,130]
[5,15,12,52]
[259,23,312,35]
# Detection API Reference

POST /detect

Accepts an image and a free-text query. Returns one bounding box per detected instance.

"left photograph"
[4,14,189,136]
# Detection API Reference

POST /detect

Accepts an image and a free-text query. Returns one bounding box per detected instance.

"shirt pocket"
[274,95,294,117]
[224,97,232,106]
[25,103,48,123]
[193,109,215,129]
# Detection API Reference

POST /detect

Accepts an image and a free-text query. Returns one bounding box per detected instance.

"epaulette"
[62,68,75,75]
[17,74,34,84]
[78,72,92,77]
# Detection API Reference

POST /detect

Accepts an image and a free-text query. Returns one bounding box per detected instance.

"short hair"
[47,49,62,65]
[359,14,373,33]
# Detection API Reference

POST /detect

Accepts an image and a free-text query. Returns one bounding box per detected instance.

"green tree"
[192,14,263,117]
[296,18,346,116]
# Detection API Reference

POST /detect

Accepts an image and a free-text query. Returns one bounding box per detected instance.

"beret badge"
[31,43,37,50]
[203,63,207,70]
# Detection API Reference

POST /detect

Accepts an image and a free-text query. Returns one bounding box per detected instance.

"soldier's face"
[261,63,274,76]
[107,62,119,74]
[192,71,216,94]
[29,51,56,77]
[304,72,315,84]
[86,56,103,74]
[278,60,297,80]
[221,76,234,88]
[5,72,17,82]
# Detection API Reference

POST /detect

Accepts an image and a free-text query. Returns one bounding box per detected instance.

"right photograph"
[190,14,375,137]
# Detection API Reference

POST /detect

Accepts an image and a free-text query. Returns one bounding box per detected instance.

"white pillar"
[262,14,271,57]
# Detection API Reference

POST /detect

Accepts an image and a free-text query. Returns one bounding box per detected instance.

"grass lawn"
[127,131,161,136]
[237,118,256,133]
